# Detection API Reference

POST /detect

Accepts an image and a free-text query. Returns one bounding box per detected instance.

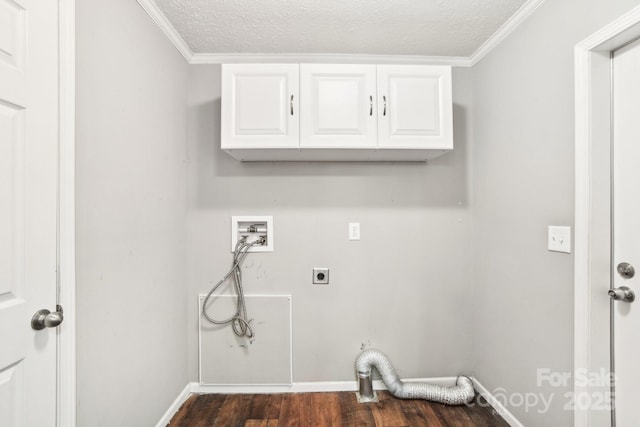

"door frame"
[57,0,76,425]
[574,4,640,426]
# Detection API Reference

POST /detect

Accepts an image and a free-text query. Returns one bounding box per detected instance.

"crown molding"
[135,0,193,62]
[190,53,472,66]
[469,0,545,66]
[575,2,640,52]
[137,0,544,67]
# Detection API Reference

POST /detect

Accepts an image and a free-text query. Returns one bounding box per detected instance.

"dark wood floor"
[167,391,510,427]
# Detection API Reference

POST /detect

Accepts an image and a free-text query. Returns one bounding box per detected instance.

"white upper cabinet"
[221,63,453,161]
[300,64,377,148]
[221,64,299,148]
[377,65,452,149]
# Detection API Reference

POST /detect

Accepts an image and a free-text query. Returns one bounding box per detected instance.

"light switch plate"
[548,226,571,253]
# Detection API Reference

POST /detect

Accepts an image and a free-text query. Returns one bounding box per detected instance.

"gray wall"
[471,1,639,426]
[75,0,189,425]
[187,66,475,382]
[73,0,640,424]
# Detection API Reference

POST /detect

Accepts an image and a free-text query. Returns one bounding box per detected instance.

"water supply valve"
[231,216,273,252]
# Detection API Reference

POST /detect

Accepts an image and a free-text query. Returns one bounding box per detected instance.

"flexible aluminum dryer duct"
[355,349,475,405]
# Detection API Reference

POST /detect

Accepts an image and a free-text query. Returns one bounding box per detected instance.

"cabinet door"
[300,64,377,148]
[221,64,299,148]
[377,65,452,149]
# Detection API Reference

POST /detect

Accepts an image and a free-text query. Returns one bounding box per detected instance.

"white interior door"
[612,37,640,427]
[0,0,59,425]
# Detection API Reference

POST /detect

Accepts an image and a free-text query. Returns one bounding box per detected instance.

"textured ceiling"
[152,0,529,57]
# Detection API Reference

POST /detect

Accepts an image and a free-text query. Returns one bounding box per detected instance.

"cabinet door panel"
[235,76,285,134]
[378,65,452,149]
[222,64,299,148]
[301,64,376,148]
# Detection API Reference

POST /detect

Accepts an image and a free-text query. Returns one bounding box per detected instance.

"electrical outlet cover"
[348,222,361,241]
[313,268,329,284]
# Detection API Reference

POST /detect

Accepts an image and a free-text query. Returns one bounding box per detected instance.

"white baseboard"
[472,378,524,427]
[191,377,457,394]
[155,383,192,427]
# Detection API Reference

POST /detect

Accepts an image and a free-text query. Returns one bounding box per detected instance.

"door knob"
[31,305,64,330]
[608,286,635,303]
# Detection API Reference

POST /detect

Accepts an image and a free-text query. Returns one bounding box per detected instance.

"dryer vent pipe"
[355,349,475,405]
